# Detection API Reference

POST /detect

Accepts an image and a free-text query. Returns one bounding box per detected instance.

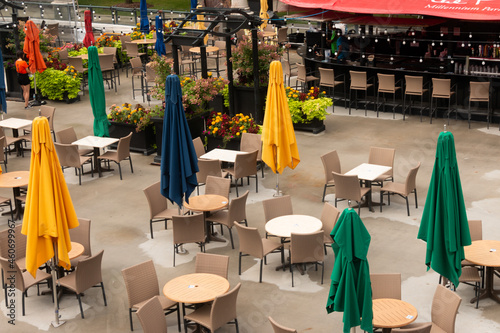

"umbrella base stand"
[29,99,46,107]
[177,245,188,254]
[51,320,66,328]
[273,173,283,197]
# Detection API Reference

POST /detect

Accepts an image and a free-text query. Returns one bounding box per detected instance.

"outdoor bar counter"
[297,45,500,119]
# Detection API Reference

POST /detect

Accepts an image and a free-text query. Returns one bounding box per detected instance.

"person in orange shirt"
[15,50,31,109]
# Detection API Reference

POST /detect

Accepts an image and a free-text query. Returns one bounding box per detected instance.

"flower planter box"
[233,85,267,125]
[204,136,241,151]
[63,93,80,104]
[152,112,209,164]
[108,121,156,155]
[293,119,325,134]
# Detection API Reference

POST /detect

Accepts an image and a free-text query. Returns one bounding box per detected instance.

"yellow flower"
[213,127,218,132]
[293,94,298,98]
[239,126,244,130]
[208,72,212,77]
[243,130,247,133]
[311,96,314,99]
[236,132,240,136]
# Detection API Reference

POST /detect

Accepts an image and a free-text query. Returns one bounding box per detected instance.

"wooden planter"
[108,121,156,155]
[152,112,209,164]
[293,118,325,134]
[233,85,267,125]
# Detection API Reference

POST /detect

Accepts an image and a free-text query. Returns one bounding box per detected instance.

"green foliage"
[32,68,81,100]
[222,84,229,108]
[231,33,283,86]
[289,98,332,124]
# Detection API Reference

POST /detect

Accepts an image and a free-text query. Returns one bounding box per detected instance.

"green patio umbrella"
[88,46,109,137]
[418,131,471,287]
[327,208,373,333]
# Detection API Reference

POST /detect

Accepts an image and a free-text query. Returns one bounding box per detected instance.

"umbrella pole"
[51,243,65,327]
[177,204,187,254]
[273,149,282,197]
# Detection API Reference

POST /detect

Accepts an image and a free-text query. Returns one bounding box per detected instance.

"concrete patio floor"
[1,55,500,332]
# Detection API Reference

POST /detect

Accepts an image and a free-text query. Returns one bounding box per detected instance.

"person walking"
[15,50,31,109]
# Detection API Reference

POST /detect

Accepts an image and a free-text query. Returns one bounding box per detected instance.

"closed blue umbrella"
[0,48,6,113]
[191,0,198,11]
[140,0,149,34]
[160,75,198,207]
[155,16,166,56]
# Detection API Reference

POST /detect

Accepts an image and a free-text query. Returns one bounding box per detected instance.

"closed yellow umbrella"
[22,116,79,326]
[260,0,270,30]
[262,61,300,195]
[196,5,209,45]
[22,116,79,277]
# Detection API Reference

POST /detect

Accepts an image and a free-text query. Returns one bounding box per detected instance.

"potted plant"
[148,53,174,101]
[107,103,156,155]
[32,67,81,103]
[287,86,332,134]
[203,111,260,150]
[230,33,283,123]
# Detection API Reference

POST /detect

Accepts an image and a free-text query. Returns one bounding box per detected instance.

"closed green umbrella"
[327,208,373,333]
[88,46,109,137]
[418,131,471,287]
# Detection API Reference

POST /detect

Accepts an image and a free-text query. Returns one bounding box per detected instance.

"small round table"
[464,240,500,303]
[372,298,418,333]
[265,214,323,238]
[189,46,219,54]
[265,215,323,271]
[184,194,228,242]
[68,242,85,260]
[0,171,30,220]
[163,273,230,304]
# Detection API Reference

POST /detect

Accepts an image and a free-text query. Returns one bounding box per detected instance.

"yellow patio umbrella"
[196,5,209,45]
[22,116,79,326]
[262,61,300,195]
[260,0,270,30]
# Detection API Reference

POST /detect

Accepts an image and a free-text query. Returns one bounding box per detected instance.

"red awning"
[281,0,500,21]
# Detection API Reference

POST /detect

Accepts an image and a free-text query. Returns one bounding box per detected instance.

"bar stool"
[430,78,456,124]
[296,64,319,92]
[403,75,429,122]
[319,67,346,112]
[349,70,373,115]
[376,73,401,119]
[282,60,297,87]
[468,81,491,129]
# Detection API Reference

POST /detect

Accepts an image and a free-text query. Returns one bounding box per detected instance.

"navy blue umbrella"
[160,75,199,207]
[139,0,149,34]
[154,16,166,56]
[191,0,198,11]
[0,48,7,113]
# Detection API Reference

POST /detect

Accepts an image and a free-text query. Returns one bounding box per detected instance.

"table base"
[471,267,500,304]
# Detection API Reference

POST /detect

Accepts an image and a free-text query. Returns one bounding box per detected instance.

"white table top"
[201,148,245,163]
[265,215,323,238]
[72,136,119,148]
[0,118,33,130]
[345,163,392,181]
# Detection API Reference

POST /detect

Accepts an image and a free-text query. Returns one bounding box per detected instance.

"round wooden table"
[189,46,219,54]
[464,240,500,303]
[0,171,30,220]
[163,273,230,304]
[184,194,228,212]
[68,242,85,260]
[184,194,228,242]
[372,298,418,333]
